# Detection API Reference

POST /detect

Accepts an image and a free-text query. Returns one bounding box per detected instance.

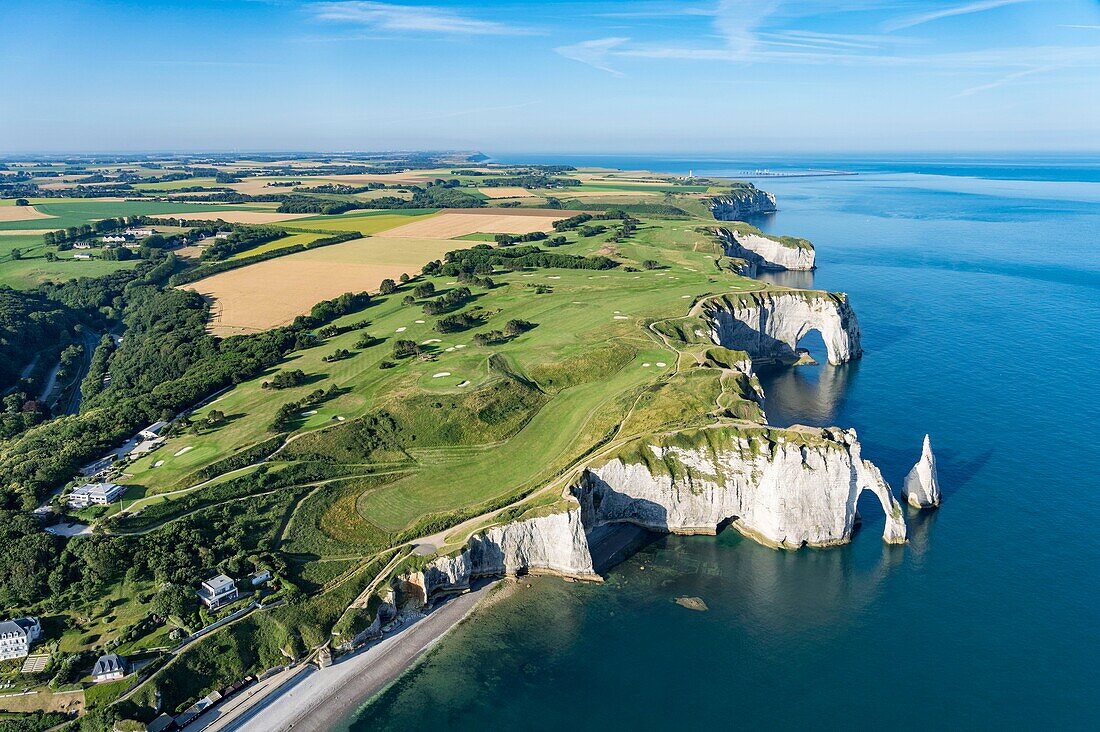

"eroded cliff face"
[407,425,908,605]
[708,186,778,220]
[416,508,597,603]
[717,228,816,271]
[705,290,862,365]
[573,426,907,548]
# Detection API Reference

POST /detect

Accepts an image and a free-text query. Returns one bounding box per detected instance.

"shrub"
[354,333,380,349]
[322,349,352,363]
[392,340,420,359]
[262,369,307,389]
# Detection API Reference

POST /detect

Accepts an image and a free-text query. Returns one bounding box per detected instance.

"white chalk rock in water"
[903,434,941,508]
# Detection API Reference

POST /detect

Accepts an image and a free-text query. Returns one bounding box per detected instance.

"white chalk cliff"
[902,434,942,508]
[717,228,816,271]
[414,508,597,603]
[708,186,777,220]
[573,426,906,548]
[705,290,863,365]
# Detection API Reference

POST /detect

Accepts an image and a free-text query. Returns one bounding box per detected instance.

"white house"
[0,617,41,661]
[73,241,94,249]
[213,231,232,239]
[250,570,272,586]
[101,234,130,244]
[92,653,127,683]
[198,575,238,609]
[73,253,93,260]
[139,421,169,440]
[67,482,126,508]
[124,228,155,237]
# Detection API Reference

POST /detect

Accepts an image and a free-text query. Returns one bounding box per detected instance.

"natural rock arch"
[571,426,905,548]
[705,290,863,365]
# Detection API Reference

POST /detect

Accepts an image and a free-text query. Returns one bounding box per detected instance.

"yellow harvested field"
[184,236,456,336]
[147,210,315,224]
[0,228,61,236]
[282,212,436,236]
[477,186,538,199]
[323,172,437,184]
[0,205,55,222]
[227,178,308,195]
[558,188,662,198]
[382,211,566,239]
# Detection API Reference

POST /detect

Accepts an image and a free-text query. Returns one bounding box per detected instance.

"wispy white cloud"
[554,37,628,76]
[311,1,533,36]
[591,2,718,20]
[882,0,1031,32]
[951,64,1055,97]
[712,0,782,59]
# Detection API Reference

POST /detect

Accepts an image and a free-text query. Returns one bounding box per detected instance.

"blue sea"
[344,155,1100,730]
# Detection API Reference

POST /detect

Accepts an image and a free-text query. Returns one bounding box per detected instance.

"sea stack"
[903,434,941,508]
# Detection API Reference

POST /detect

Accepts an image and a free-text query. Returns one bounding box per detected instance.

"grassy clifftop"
[722,221,814,251]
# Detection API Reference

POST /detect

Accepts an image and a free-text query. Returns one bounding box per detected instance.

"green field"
[281,209,439,235]
[227,231,329,260]
[133,177,221,191]
[0,200,264,231]
[0,233,138,288]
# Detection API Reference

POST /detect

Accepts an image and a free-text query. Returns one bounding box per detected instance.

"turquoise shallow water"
[345,159,1100,730]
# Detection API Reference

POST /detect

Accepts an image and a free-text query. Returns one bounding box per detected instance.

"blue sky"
[2,0,1099,153]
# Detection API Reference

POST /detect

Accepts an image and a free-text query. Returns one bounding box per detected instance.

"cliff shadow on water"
[756,357,859,428]
[757,268,816,290]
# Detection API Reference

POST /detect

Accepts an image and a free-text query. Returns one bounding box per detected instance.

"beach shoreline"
[209,580,504,732]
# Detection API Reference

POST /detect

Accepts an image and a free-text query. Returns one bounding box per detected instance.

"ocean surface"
[343,156,1100,730]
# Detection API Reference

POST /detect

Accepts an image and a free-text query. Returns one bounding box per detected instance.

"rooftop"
[93,653,126,676]
[202,574,235,593]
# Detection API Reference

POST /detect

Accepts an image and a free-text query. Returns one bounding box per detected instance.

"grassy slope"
[125,214,760,533]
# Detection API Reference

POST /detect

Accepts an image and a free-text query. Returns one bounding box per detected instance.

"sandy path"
[225,583,497,732]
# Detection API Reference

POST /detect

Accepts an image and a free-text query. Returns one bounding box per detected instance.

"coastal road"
[213,582,498,732]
